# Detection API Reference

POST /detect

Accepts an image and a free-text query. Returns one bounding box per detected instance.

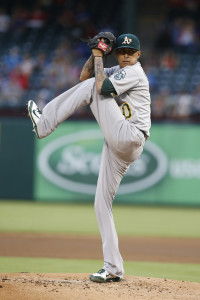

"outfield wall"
[0,119,200,205]
[0,118,34,200]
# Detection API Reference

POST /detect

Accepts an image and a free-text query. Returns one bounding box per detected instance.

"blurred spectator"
[11,6,29,34]
[36,80,53,109]
[3,46,22,72]
[20,53,35,77]
[156,0,200,53]
[172,19,197,52]
[152,88,178,119]
[26,5,48,29]
[0,76,24,107]
[10,65,29,90]
[0,8,10,32]
[176,90,193,118]
[160,50,179,69]
[164,90,178,118]
[144,63,159,93]
[34,52,48,72]
[151,92,166,119]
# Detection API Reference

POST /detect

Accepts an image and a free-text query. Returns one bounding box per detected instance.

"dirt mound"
[1,233,200,299]
[0,273,200,300]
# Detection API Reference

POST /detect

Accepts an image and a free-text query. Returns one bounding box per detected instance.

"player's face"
[115,48,141,68]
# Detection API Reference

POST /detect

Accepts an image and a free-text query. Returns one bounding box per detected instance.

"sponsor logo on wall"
[38,130,168,195]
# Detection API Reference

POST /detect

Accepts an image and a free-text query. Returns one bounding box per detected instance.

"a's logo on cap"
[122,36,132,44]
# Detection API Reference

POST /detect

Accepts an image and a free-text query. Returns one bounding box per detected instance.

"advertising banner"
[34,121,200,205]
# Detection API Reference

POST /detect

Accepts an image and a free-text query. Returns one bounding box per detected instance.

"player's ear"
[137,51,141,58]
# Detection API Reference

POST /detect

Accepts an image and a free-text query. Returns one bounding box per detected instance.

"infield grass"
[0,257,200,283]
[1,201,200,283]
[0,201,200,237]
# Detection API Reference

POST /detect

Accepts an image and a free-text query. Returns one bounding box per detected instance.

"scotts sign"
[37,130,168,195]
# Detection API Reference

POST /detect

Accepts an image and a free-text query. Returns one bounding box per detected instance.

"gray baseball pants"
[37,78,145,278]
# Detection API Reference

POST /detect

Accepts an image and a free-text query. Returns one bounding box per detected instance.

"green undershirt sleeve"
[101,78,117,95]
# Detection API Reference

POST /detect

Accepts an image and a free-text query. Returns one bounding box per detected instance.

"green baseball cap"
[115,33,140,51]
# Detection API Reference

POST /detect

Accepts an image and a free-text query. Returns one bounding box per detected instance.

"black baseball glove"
[85,32,116,56]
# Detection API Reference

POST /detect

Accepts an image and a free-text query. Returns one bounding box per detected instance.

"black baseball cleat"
[27,100,42,138]
[89,269,122,283]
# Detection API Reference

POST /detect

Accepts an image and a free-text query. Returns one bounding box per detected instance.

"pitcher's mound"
[0,273,200,300]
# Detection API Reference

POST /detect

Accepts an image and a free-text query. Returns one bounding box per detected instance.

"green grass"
[1,201,200,283]
[0,257,200,283]
[0,201,200,237]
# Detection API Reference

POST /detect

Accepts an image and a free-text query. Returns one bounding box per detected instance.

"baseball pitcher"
[28,32,151,283]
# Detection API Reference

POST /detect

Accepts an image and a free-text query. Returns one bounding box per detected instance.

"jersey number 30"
[121,103,132,119]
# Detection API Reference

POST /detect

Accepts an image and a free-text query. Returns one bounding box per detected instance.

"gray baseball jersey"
[105,62,151,138]
[35,62,151,278]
